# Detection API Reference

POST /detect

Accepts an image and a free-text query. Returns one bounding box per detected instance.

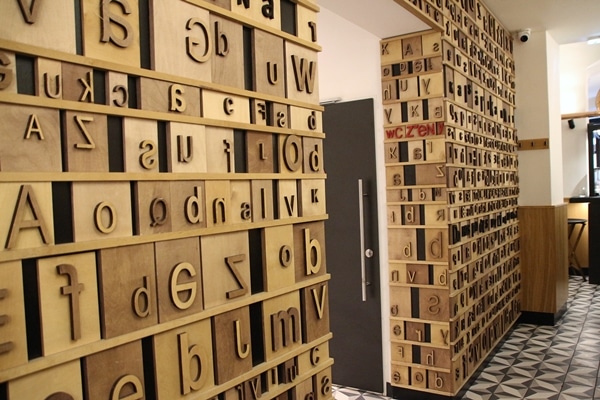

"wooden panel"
[230,180,253,225]
[8,360,83,399]
[83,341,145,399]
[81,0,140,67]
[262,225,296,292]
[153,319,214,399]
[297,343,329,375]
[169,180,207,231]
[106,71,129,107]
[0,261,27,371]
[62,63,94,103]
[202,90,251,124]
[206,126,235,173]
[138,77,201,117]
[252,29,286,97]
[62,111,109,172]
[0,183,54,251]
[230,0,281,29]
[247,132,275,173]
[302,137,324,174]
[212,306,253,384]
[279,134,304,175]
[35,58,63,99]
[293,221,326,282]
[0,50,17,93]
[211,14,245,89]
[251,180,275,223]
[517,138,550,151]
[296,5,318,43]
[299,179,326,217]
[205,180,232,227]
[97,243,158,338]
[133,181,173,235]
[313,366,333,400]
[262,291,302,361]
[122,117,160,173]
[0,0,77,54]
[37,252,100,356]
[291,106,322,133]
[71,182,133,242]
[520,205,568,314]
[301,282,330,343]
[201,231,251,309]
[166,121,207,173]
[277,180,299,219]
[154,237,203,323]
[0,105,62,172]
[285,41,319,103]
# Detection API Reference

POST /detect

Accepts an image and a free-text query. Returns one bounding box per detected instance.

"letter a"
[6,185,52,249]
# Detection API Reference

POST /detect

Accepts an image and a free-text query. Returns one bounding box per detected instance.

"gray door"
[323,98,383,393]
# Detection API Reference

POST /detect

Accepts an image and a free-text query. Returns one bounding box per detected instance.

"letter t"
[57,264,84,341]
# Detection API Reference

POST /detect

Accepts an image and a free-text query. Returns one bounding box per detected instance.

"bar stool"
[568,218,587,280]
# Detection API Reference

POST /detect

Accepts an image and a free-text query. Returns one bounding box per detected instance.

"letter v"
[18,0,42,24]
[311,285,327,319]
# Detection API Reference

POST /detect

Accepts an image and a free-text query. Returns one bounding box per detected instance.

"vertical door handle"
[358,179,372,301]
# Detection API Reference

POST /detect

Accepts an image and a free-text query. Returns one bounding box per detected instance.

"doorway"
[323,98,383,392]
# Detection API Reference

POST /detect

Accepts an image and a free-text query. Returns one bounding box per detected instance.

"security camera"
[518,29,531,43]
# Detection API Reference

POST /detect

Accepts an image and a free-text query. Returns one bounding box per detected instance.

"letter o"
[283,135,302,172]
[94,201,117,234]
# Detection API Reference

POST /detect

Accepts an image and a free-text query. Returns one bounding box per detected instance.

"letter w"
[291,55,316,94]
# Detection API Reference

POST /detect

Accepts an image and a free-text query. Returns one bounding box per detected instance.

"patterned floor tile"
[334,277,600,400]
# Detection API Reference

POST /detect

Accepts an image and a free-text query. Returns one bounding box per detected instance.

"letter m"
[270,307,301,351]
[291,55,316,94]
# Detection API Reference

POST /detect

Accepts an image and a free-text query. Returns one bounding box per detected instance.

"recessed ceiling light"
[588,36,600,45]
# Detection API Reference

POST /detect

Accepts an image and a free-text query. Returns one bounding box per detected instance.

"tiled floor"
[333,276,600,400]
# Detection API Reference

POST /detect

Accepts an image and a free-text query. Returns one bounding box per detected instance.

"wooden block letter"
[166,122,207,173]
[97,243,158,338]
[37,252,100,356]
[155,237,203,323]
[71,182,133,242]
[201,231,251,309]
[294,221,326,282]
[0,261,28,371]
[1,183,54,251]
[212,306,253,384]
[83,341,145,399]
[8,360,82,399]
[62,111,109,172]
[262,225,295,292]
[153,319,214,399]
[0,0,76,54]
[262,292,302,361]
[286,41,319,103]
[82,0,141,67]
[301,282,330,343]
[0,105,61,172]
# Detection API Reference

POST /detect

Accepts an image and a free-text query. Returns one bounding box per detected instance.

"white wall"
[318,6,391,389]
[560,42,600,197]
[514,31,565,205]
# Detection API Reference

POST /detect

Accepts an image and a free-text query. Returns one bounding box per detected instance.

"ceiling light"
[588,36,600,45]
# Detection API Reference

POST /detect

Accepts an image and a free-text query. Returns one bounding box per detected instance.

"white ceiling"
[319,0,600,45]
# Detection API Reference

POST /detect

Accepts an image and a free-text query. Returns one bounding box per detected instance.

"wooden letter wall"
[0,1,332,399]
[382,0,520,397]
